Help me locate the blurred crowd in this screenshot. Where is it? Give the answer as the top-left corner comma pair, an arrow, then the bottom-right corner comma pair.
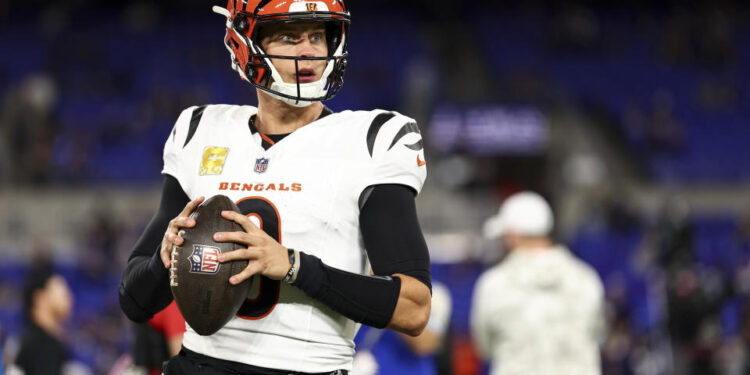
594,200 -> 750,375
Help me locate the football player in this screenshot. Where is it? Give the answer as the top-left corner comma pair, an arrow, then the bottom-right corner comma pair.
118,1 -> 432,374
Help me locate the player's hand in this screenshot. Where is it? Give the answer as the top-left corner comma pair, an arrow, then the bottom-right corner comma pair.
160,196 -> 205,268
214,210 -> 290,285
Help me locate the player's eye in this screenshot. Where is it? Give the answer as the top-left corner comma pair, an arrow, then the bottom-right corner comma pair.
279,34 -> 297,43
310,33 -> 324,43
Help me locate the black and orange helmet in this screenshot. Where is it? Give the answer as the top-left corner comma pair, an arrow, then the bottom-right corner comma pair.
213,0 -> 350,106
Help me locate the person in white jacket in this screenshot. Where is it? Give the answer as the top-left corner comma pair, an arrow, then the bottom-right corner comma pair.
471,191 -> 605,375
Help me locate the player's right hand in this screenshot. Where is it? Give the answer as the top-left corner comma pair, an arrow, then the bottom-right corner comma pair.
160,196 -> 204,268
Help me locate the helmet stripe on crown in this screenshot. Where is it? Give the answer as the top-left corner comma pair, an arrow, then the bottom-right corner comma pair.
254,0 -> 273,14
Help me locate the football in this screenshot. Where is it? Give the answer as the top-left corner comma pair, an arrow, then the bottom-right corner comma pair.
170,194 -> 251,336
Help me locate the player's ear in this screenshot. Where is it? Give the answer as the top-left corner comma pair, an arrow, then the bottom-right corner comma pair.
32,288 -> 47,310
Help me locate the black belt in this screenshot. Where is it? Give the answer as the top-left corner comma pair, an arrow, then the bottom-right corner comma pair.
178,347 -> 349,375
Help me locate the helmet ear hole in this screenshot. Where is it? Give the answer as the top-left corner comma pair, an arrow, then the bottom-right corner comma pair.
233,15 -> 249,34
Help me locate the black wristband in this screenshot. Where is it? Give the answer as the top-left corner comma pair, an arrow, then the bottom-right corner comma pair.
291,252 -> 326,296
291,251 -> 401,328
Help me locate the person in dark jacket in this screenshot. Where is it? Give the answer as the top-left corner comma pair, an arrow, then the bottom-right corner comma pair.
14,262 -> 73,375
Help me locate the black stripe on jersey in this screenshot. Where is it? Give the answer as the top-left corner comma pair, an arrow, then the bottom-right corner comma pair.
404,139 -> 424,151
366,112 -> 396,157
387,122 -> 421,151
183,105 -> 207,149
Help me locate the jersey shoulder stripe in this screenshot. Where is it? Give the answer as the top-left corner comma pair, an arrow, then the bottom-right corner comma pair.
163,104 -> 257,189
184,105 -> 207,148
362,110 -> 422,158
366,111 -> 396,157
348,110 -> 426,195
168,104 -> 257,145
167,105 -> 198,147
387,121 -> 422,151
361,110 -> 422,157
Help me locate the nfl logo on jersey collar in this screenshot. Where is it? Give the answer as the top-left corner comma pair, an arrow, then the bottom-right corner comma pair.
255,157 -> 269,174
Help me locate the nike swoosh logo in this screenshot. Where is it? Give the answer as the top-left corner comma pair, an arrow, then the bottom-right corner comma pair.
417,155 -> 426,167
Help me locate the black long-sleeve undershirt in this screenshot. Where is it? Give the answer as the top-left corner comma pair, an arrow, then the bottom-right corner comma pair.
118,174 -> 430,325
119,175 -> 190,322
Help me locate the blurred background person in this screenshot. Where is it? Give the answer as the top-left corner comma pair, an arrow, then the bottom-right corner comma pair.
353,281 -> 452,375
129,301 -> 185,375
471,191 -> 605,375
10,262 -> 74,375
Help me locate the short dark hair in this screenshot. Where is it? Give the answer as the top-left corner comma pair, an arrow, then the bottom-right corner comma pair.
22,262 -> 55,321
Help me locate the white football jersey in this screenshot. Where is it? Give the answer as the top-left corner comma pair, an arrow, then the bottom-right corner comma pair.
162,104 -> 426,372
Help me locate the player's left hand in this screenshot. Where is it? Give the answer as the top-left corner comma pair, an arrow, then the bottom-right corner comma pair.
213,210 -> 290,285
